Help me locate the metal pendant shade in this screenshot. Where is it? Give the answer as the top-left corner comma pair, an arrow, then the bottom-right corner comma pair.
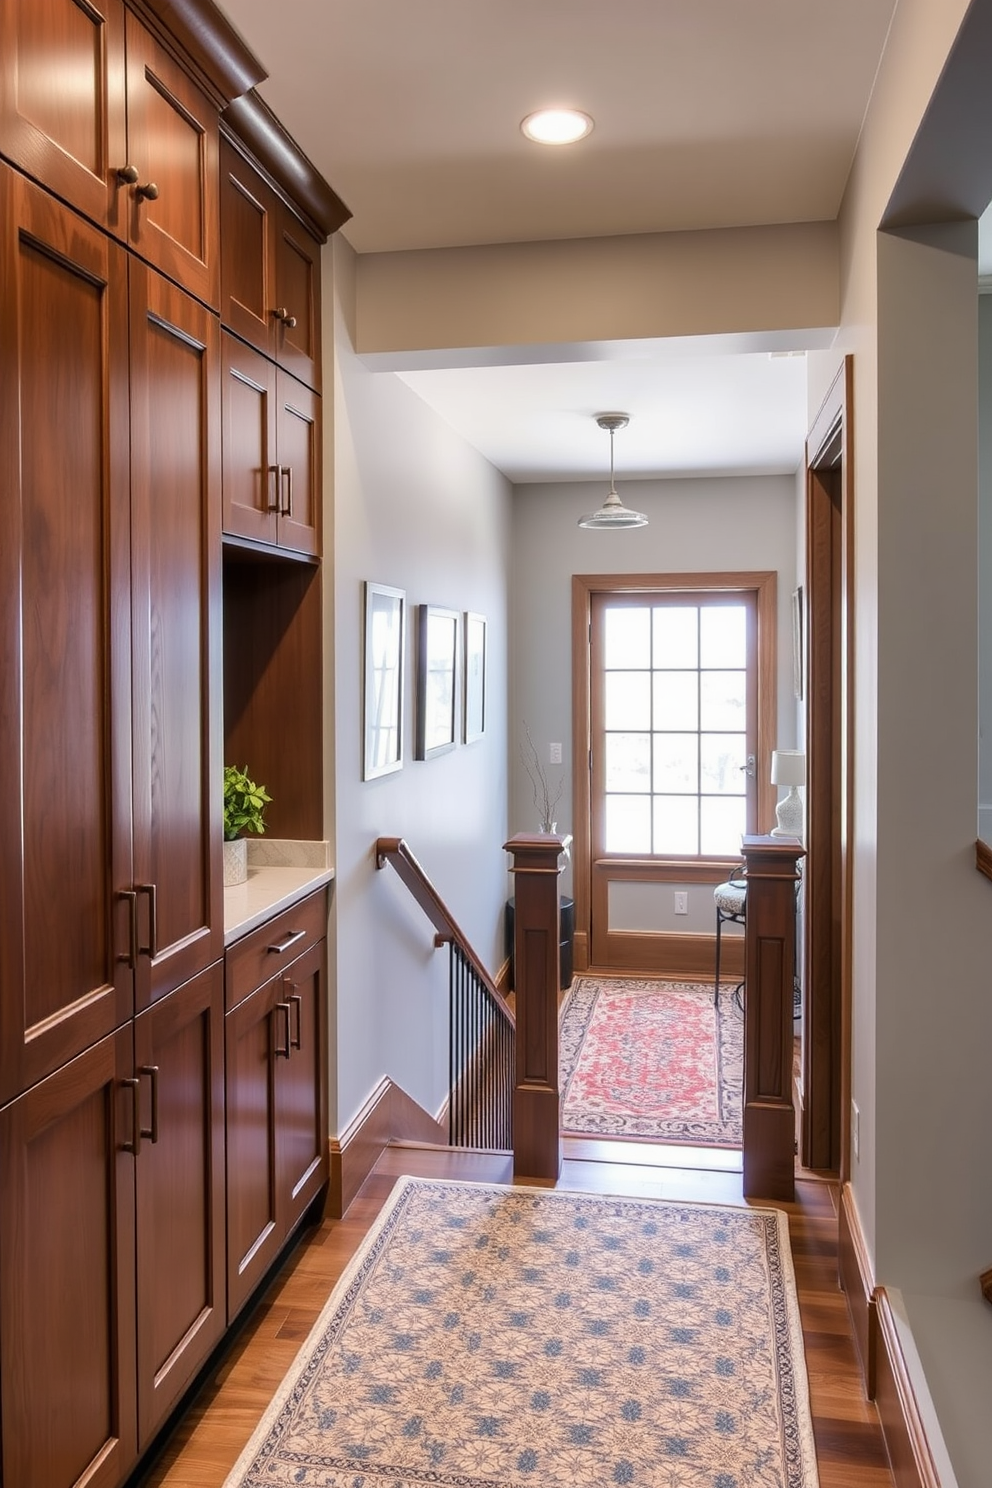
578,413 -> 648,529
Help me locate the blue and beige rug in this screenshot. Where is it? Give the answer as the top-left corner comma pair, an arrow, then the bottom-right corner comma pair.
224,1177 -> 818,1487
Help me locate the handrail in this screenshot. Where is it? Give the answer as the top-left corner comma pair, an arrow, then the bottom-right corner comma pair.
374,837 -> 514,1029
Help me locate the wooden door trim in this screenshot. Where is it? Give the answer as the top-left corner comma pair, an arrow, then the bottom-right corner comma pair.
803,356 -> 854,1176
572,570 -> 778,969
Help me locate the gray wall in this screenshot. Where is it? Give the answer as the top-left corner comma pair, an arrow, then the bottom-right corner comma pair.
328,238 -> 512,1132
510,473 -> 800,912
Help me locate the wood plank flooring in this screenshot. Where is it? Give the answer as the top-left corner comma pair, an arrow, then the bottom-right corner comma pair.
132,1142 -> 893,1488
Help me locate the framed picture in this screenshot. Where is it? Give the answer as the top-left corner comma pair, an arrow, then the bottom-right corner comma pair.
363,582 -> 406,780
415,605 -> 459,759
792,585 -> 804,701
463,612 -> 487,743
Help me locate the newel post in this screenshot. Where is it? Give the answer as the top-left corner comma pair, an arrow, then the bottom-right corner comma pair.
503,833 -> 564,1181
740,834 -> 805,1202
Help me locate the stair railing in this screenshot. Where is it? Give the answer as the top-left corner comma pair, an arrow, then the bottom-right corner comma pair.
375,837 -> 515,1150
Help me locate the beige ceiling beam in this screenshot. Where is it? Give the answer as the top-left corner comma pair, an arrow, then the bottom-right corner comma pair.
354,220 -> 838,369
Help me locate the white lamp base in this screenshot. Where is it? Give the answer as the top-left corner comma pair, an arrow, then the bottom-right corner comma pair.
771,786 -> 804,840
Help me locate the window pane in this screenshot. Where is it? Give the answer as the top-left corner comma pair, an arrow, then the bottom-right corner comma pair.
700,670 -> 745,731
653,607 -> 698,668
606,795 -> 652,853
653,796 -> 699,854
653,734 -> 698,793
653,671 -> 698,730
605,733 -> 650,792
701,795 -> 746,856
700,605 -> 746,668
606,671 -> 651,730
700,733 -> 746,794
605,607 -> 650,669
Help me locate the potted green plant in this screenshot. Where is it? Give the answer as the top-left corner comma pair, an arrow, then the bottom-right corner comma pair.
223,765 -> 272,886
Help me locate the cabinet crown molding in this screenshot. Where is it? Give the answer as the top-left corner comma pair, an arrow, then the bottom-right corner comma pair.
134,0 -> 267,103
223,91 -> 352,241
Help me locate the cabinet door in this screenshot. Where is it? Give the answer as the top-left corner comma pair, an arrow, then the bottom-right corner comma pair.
129,260 -> 224,1010
0,1027 -> 137,1488
134,961 -> 225,1447
225,973 -> 283,1319
276,371 -> 320,556
123,11 -> 219,307
276,938 -> 328,1235
0,0 -> 128,234
0,166 -> 134,1104
220,135 -> 277,358
273,198 -> 322,390
222,331 -> 279,546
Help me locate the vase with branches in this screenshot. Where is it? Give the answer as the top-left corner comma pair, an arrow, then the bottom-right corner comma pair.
520,723 -> 563,834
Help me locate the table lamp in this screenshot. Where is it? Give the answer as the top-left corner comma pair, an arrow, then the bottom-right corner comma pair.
770,750 -> 805,838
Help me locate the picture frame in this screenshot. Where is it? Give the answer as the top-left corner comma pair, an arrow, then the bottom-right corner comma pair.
792,585 -> 804,701
415,604 -> 459,759
363,582 -> 406,780
463,611 -> 487,743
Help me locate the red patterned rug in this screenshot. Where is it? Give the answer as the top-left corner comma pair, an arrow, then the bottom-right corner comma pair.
559,977 -> 743,1147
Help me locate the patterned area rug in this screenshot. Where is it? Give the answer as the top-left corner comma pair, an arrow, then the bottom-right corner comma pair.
559,978 -> 743,1147
224,1177 -> 817,1488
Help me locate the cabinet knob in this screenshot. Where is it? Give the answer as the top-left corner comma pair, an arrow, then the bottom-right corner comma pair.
135,181 -> 159,202
272,306 -> 298,329
116,164 -> 140,185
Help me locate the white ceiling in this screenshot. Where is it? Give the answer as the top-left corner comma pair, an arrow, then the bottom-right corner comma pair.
218,0 -> 899,483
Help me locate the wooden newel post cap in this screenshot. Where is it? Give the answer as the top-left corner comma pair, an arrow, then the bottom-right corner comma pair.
503,833 -> 566,874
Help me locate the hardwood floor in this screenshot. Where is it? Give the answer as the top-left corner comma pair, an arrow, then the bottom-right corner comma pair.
132,1140 -> 893,1488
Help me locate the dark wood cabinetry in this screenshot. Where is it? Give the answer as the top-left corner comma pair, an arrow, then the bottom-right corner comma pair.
0,0 -> 226,306
225,893 -> 328,1318
222,331 -> 320,556
0,7 -> 342,1485
220,135 -> 323,390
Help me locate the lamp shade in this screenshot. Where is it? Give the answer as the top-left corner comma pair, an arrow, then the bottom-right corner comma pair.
770,750 -> 805,788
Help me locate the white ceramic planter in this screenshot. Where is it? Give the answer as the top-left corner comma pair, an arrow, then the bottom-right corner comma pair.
223,838 -> 248,886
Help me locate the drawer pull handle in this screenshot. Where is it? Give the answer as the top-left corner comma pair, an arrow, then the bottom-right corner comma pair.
287,989 -> 302,1050
123,1077 -> 141,1156
119,889 -> 138,968
273,1001 -> 292,1058
280,465 -> 294,518
137,883 -> 158,959
267,928 -> 306,956
267,465 -> 283,513
139,1065 -> 160,1144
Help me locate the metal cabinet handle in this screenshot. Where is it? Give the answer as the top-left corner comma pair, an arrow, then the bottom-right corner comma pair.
267,464 -> 283,513
119,889 -> 138,968
137,883 -> 158,958
123,1077 -> 142,1156
286,989 -> 302,1050
139,1065 -> 160,1144
135,181 -> 159,201
117,164 -> 139,185
272,306 -> 298,329
273,1001 -> 292,1058
267,928 -> 306,956
280,465 -> 294,518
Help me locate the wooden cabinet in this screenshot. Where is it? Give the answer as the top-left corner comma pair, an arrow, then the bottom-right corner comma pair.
0,167 -> 223,1104
134,963 -> 226,1447
225,893 -> 328,1318
222,332 -> 320,556
220,135 -> 323,390
129,260 -> 225,1006
0,0 -> 221,306
0,964 -> 225,1488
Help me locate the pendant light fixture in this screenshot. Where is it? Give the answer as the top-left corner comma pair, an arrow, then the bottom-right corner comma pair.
578,413 -> 648,529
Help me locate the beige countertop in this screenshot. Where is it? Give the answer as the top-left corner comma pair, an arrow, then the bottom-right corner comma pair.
224,839 -> 334,945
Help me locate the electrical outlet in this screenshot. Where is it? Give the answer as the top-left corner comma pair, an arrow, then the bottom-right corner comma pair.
851,1100 -> 860,1160
549,742 -> 562,764
674,891 -> 688,915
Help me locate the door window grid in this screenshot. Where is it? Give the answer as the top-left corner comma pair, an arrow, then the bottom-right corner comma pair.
602,602 -> 749,856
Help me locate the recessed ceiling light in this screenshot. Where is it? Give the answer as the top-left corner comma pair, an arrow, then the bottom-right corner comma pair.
521,108 -> 594,145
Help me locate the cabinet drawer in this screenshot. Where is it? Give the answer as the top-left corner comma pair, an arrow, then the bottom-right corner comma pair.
225,889 -> 327,1010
